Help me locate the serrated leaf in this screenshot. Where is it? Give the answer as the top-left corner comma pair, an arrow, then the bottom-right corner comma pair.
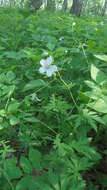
5,51 -> 26,60
29,148 -> 41,170
47,42 -> 56,51
88,98 -> 107,113
44,170 -> 59,187
34,177 -> 52,190
2,85 -> 15,96
0,109 -> 6,117
0,73 -> 5,83
10,116 -> 20,126
24,117 -> 37,123
24,80 -> 46,91
8,102 -> 20,113
70,48 -> 80,53
6,71 -> 15,82
91,64 -> 106,84
94,54 -> 107,62
20,156 -> 32,174
85,80 -> 96,89
88,118 -> 97,132
5,51 -> 18,59
102,114 -> 107,124
16,176 -> 32,190
4,158 -> 22,180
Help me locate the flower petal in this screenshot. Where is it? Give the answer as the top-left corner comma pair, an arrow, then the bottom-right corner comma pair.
46,69 -> 53,77
46,65 -> 57,77
46,56 -> 53,65
39,67 -> 46,74
51,65 -> 57,72
40,59 -> 46,66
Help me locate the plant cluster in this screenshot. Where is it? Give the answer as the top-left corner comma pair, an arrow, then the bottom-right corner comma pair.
0,9 -> 107,190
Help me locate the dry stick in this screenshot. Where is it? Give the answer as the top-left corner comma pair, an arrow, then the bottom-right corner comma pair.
57,71 -> 78,110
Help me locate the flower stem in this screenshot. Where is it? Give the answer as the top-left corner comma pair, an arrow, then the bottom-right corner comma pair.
57,71 -> 78,110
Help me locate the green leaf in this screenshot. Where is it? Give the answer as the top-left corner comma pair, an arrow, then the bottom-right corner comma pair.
102,114 -> 107,124
94,54 -> 107,62
6,71 -> 15,83
46,36 -> 57,51
8,102 -> 20,113
0,124 -> 4,130
24,80 -> 46,91
84,88 -> 101,100
0,46 -> 5,51
0,109 -> 6,117
102,177 -> 107,188
70,48 -> 80,53
16,176 -> 32,190
91,64 -> 106,84
0,122 -> 8,130
5,51 -> 26,60
45,170 -> 59,188
4,158 -> 22,180
47,42 -> 56,51
2,85 -> 15,96
34,177 -> 52,190
29,148 -> 41,170
6,51 -> 18,59
0,73 -> 5,83
104,150 -> 107,155
85,80 -> 96,89
24,116 -> 37,123
88,118 -> 97,132
10,116 -> 20,126
20,156 -> 32,174
88,98 -> 107,113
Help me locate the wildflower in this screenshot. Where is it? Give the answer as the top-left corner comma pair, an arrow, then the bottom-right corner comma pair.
72,22 -> 76,26
59,36 -> 64,41
100,21 -> 104,26
39,56 -> 57,77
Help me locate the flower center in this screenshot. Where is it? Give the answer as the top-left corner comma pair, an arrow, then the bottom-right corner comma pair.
45,64 -> 51,69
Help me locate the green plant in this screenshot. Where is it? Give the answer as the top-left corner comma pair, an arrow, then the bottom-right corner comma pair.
0,8 -> 107,190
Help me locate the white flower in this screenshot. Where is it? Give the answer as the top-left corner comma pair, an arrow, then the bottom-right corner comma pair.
72,22 -> 76,26
39,56 -> 57,77
59,36 -> 64,41
100,21 -> 104,26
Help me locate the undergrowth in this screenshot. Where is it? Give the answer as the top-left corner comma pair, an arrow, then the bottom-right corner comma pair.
0,9 -> 107,190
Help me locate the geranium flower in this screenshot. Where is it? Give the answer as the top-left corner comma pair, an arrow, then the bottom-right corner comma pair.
39,56 -> 57,77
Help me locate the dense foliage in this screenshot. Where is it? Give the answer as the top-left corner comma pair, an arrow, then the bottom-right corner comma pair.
0,8 -> 107,190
